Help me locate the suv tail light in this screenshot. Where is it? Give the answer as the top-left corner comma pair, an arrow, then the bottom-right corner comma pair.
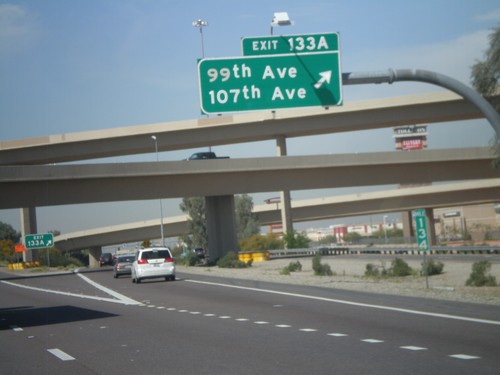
137,259 -> 148,264
165,258 -> 174,263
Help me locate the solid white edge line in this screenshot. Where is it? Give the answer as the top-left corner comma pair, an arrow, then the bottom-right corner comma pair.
47,348 -> 75,361
184,279 -> 500,326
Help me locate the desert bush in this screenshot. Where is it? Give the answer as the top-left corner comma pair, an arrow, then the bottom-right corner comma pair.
279,267 -> 291,275
389,258 -> 413,277
217,251 -> 251,268
287,261 -> 302,272
365,263 -> 381,277
421,259 -> 444,276
466,260 -> 497,287
312,254 -> 333,276
280,261 -> 302,275
182,251 -> 202,266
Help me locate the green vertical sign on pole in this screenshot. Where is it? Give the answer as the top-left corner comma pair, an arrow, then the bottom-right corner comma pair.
414,209 -> 429,251
413,209 -> 429,288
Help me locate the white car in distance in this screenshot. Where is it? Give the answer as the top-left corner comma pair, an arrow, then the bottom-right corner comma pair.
131,247 -> 176,283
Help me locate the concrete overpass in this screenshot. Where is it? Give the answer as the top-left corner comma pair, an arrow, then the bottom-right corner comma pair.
0,92 -> 488,165
0,147 -> 497,209
54,179 -> 500,253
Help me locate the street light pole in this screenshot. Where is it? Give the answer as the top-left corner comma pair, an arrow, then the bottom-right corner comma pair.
192,19 -> 208,58
151,135 -> 165,246
192,18 -> 211,152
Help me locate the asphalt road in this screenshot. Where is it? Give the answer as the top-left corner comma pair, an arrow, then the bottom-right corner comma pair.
1,267 -> 499,374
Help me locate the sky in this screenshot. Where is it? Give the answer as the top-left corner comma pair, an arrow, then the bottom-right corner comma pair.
1,0 -> 499,235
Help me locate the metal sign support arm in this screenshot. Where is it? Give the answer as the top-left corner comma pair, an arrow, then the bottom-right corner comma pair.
342,69 -> 500,137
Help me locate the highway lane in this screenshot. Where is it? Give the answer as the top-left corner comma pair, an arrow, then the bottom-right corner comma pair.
1,268 -> 499,374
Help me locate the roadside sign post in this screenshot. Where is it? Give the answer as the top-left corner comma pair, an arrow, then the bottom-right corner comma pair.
414,209 -> 429,288
25,233 -> 54,268
198,51 -> 342,114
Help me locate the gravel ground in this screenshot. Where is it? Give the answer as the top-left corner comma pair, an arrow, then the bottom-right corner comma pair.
177,255 -> 500,306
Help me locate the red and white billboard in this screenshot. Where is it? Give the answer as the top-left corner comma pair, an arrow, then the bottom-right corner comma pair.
401,137 -> 423,150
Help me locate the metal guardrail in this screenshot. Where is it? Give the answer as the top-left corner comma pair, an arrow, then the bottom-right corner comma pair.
267,246 -> 500,258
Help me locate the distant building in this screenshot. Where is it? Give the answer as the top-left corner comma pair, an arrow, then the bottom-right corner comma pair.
305,221 -> 403,243
303,203 -> 500,244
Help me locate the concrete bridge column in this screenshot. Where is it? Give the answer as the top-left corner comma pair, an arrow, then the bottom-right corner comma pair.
402,211 -> 414,243
425,207 -> 437,246
276,135 -> 293,235
20,207 -> 37,262
88,247 -> 102,268
205,195 -> 237,262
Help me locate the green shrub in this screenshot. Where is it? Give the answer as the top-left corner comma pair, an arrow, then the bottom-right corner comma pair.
183,251 -> 203,266
279,261 -> 302,275
422,259 -> 444,276
287,261 -> 302,272
37,249 -> 84,268
365,263 -> 381,277
312,254 -> 333,276
279,267 -> 291,275
389,258 -> 413,277
466,260 -> 497,287
217,251 -> 251,268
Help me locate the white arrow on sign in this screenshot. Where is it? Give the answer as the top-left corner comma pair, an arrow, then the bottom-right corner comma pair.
314,71 -> 332,89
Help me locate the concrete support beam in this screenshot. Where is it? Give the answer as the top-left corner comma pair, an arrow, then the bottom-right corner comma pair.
402,211 -> 414,241
276,135 -> 293,236
205,195 -> 237,262
425,207 -> 437,246
20,207 -> 37,262
88,247 -> 102,268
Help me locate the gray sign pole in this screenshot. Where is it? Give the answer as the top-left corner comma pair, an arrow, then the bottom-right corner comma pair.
342,69 -> 500,137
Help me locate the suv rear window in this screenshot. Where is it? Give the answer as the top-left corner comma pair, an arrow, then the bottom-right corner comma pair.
139,249 -> 172,260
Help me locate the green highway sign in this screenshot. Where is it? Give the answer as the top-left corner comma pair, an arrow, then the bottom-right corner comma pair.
241,32 -> 339,56
25,233 -> 54,249
198,51 -> 342,114
414,209 -> 429,251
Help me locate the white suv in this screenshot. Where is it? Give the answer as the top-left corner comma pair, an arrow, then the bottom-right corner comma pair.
131,247 -> 175,283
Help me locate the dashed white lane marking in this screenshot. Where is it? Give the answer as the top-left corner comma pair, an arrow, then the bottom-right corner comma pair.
139,304 -> 482,362
401,346 -> 427,351
185,279 -> 500,326
10,325 -> 23,332
47,348 -> 75,361
362,339 -> 384,343
449,354 -> 480,360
